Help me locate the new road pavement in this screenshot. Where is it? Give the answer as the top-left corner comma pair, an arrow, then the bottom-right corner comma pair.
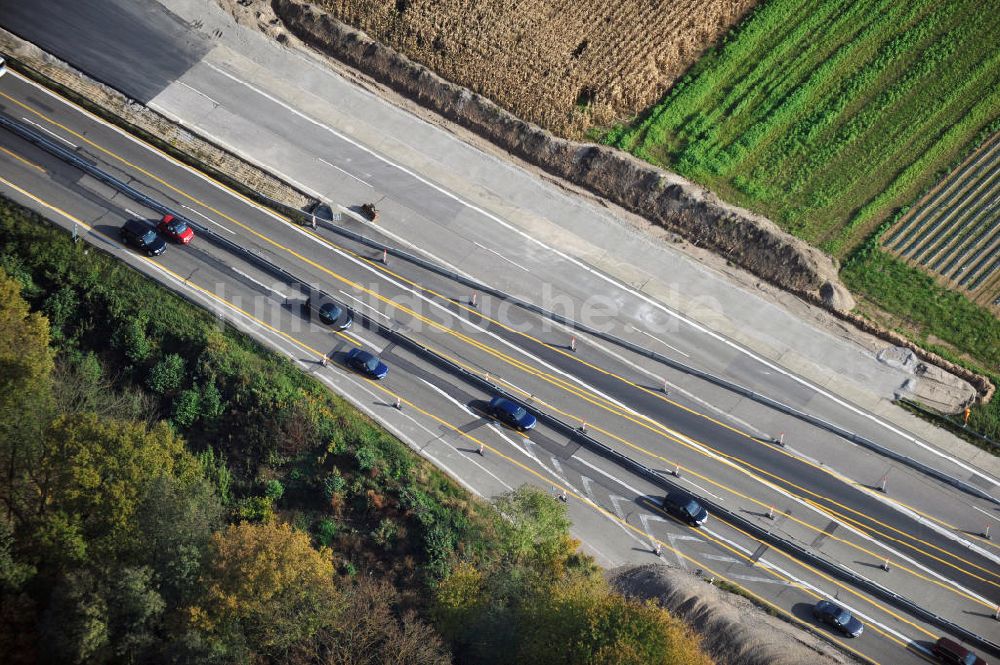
0,3 -> 1000,663
2,66 -> 999,665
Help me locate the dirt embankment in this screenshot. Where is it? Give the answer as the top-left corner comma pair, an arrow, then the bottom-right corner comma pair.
610,565 -> 858,665
272,0 -> 854,313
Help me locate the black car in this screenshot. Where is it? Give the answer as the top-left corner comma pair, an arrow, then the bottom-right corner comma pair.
487,396 -> 536,431
661,490 -> 708,527
345,347 -> 388,380
120,219 -> 166,256
306,296 -> 354,330
812,600 -> 864,638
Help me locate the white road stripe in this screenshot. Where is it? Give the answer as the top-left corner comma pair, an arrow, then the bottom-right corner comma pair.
178,81 -> 220,107
231,266 -> 289,300
341,330 -> 382,353
124,208 -> 145,218
473,240 -> 530,272
627,324 -> 690,357
181,204 -> 236,234
339,290 -> 391,320
21,116 -> 78,148
318,158 -> 373,188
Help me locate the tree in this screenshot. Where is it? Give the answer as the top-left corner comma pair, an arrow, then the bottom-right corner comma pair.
30,414 -> 200,562
312,577 -> 450,665
0,268 -> 54,525
189,522 -> 340,659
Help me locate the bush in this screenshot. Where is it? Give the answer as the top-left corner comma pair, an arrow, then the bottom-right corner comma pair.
148,355 -> 187,395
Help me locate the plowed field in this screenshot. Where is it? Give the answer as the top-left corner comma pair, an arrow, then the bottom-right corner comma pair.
317,0 -> 758,136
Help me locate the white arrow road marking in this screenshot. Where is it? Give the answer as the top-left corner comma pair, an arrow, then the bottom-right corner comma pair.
639,514 -> 689,568
609,495 -> 631,521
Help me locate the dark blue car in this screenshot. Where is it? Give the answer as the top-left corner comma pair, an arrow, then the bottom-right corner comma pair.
488,396 -> 536,431
813,600 -> 864,637
662,490 -> 709,527
345,347 -> 388,380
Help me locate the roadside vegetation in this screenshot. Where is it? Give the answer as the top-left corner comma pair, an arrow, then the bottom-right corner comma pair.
0,197 -> 713,664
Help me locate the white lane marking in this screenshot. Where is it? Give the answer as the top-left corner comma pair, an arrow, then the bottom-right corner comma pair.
677,476 -> 726,502
581,476 -> 597,503
701,553 -> 739,563
576,456 -> 652,499
972,504 -> 1000,525
124,208 -> 145,218
181,204 -> 237,234
472,240 -> 530,272
627,324 -> 690,357
338,290 -> 392,320
202,62 -> 997,488
419,377 -> 474,415
21,116 -> 78,148
318,158 -> 373,188
729,574 -> 789,586
231,266 -> 289,300
178,81 -> 220,107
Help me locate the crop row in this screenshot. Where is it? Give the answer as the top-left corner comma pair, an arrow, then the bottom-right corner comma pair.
609,0 -> 1000,256
886,132 -> 1000,296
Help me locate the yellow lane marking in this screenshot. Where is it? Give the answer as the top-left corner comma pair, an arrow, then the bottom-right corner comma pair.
0,145 -> 45,172
5,86 -> 993,603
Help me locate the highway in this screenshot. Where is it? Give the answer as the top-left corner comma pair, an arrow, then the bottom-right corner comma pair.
2,65 -> 999,664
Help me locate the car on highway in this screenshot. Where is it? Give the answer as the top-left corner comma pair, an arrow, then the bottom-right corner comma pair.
661,490 -> 708,527
120,219 -> 166,256
487,396 -> 536,431
345,347 -> 389,380
306,296 -> 354,330
812,600 -> 864,637
157,214 -> 194,244
931,637 -> 987,665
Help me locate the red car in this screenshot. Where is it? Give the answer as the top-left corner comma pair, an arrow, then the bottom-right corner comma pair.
157,214 -> 194,244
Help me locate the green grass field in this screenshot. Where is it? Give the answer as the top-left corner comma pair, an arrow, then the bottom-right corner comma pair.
607,0 -> 1000,257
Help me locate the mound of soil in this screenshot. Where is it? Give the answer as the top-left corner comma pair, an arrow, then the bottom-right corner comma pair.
610,565 -> 857,665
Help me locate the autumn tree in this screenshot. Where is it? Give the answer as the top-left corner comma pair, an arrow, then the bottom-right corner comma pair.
190,522 -> 340,660
0,267 -> 54,526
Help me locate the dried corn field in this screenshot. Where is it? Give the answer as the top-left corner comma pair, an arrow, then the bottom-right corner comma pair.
316,0 -> 758,136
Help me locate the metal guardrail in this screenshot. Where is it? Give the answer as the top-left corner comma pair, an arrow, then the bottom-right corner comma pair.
5,112 -> 998,656
305,217 -> 1000,507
